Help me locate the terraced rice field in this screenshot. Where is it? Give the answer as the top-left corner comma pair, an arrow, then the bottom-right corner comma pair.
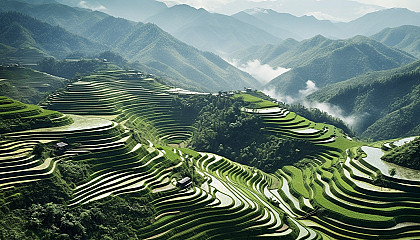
2,70 -> 420,239
43,70 -> 195,144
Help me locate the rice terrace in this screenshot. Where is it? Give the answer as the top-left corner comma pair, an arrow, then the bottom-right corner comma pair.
1,0 -> 420,239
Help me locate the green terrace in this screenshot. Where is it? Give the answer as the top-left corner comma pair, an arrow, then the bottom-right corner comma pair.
43,70 -> 197,145
1,70 -> 420,239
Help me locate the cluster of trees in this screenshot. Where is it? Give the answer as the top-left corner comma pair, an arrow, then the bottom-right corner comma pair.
188,96 -> 320,172
381,138 -> 420,170
37,57 -> 119,80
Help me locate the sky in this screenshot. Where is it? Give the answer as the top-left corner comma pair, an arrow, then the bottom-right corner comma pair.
158,0 -> 420,22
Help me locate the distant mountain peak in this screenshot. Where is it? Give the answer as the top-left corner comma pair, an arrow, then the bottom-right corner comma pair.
244,8 -> 270,15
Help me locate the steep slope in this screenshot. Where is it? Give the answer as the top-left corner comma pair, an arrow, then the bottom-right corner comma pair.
0,12 -> 104,61
265,35 -> 417,97
229,38 -> 299,65
307,60 -> 420,140
83,18 -> 260,91
0,0 -> 108,34
145,4 -> 281,54
371,25 -> 420,58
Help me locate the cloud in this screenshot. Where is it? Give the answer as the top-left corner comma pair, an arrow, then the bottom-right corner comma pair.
299,80 -> 318,97
262,80 -> 366,130
78,1 -> 107,11
228,59 -> 291,84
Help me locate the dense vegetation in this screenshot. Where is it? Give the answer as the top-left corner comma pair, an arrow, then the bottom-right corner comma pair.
0,12 -> 104,62
189,96 -> 320,172
265,35 -> 416,97
381,138 -> 420,170
371,25 -> 420,58
37,58 -> 120,80
308,60 -> 420,140
0,163 -> 156,240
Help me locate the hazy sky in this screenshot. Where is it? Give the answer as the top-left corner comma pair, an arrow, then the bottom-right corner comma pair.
158,0 -> 420,22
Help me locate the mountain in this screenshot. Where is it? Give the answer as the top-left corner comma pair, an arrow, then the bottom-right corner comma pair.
0,1 -> 260,92
52,0 -> 168,22
0,0 -> 109,34
230,10 -> 298,40
259,35 -> 417,97
0,12 -> 104,61
233,8 -> 420,40
232,8 -> 343,40
307,60 -> 420,140
371,25 -> 420,58
340,8 -> 420,38
80,16 -> 260,91
145,4 -> 281,54
229,38 -> 299,66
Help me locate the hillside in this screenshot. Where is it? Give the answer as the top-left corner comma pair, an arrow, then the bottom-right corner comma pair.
229,38 -> 299,65
0,66 -> 69,104
145,4 -> 281,54
0,12 -> 104,63
0,0 -> 109,35
263,35 -> 416,97
2,69 -> 420,239
0,96 -> 72,133
307,60 -> 420,140
371,25 -> 420,58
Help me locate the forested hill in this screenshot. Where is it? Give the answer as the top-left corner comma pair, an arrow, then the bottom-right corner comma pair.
371,25 -> 420,58
264,35 -> 416,97
0,12 -> 104,63
307,60 -> 420,140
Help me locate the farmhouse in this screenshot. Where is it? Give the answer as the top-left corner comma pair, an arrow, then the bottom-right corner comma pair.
177,177 -> 192,189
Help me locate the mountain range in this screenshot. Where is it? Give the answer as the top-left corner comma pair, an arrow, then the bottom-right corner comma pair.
372,25 -> 420,58
231,35 -> 417,96
0,1 -> 260,92
307,60 -> 420,140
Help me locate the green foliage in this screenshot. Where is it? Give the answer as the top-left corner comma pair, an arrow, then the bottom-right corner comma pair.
37,58 -> 120,80
189,96 -> 321,172
381,138 -> 420,170
0,12 -> 104,62
309,60 -> 420,140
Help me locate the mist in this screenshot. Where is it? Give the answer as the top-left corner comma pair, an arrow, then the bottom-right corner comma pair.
263,80 -> 366,130
228,59 -> 291,85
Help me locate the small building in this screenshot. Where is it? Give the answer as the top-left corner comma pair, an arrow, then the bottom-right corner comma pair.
177,177 -> 192,189
54,142 -> 69,151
